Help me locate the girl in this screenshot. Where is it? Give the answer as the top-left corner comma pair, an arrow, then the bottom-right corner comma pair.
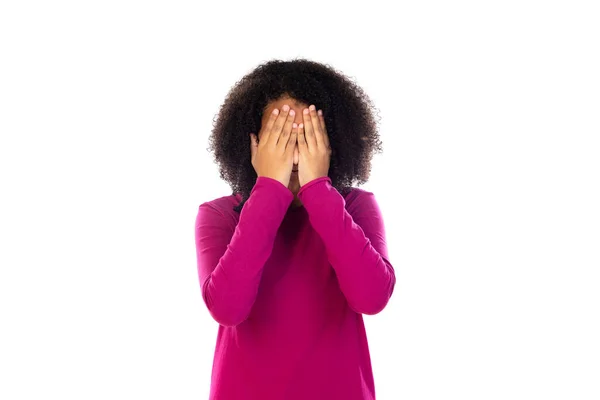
195,58 -> 396,399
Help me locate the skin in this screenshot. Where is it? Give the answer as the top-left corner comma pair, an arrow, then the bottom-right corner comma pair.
260,95 -> 332,208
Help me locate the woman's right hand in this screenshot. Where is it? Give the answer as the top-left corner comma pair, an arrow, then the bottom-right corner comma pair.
249,105 -> 297,188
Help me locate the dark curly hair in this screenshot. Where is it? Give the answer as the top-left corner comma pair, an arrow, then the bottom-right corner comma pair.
207,58 -> 383,213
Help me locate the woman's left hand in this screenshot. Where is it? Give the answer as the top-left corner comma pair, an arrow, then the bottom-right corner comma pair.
297,105 -> 331,187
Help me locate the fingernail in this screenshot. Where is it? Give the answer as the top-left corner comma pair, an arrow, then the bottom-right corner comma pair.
318,110 -> 322,116
293,123 -> 297,128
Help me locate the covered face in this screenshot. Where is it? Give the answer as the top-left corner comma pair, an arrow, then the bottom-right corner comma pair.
260,96 -> 310,196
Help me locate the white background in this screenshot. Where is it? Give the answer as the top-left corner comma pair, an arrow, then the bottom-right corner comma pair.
1,1 -> 599,399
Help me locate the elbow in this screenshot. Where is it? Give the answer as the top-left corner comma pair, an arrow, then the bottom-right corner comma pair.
348,273 -> 396,316
349,295 -> 392,316
204,296 -> 252,327
202,280 -> 252,327
208,307 -> 250,327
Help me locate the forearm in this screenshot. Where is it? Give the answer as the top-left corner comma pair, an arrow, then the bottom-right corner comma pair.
197,177 -> 294,326
298,177 -> 395,314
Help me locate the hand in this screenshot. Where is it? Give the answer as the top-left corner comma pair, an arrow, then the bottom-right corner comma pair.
297,105 -> 331,187
249,105 -> 298,188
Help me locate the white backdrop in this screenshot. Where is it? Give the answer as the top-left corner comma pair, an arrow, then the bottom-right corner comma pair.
1,1 -> 599,399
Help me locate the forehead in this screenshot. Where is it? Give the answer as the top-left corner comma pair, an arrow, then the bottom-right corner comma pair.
264,96 -> 308,110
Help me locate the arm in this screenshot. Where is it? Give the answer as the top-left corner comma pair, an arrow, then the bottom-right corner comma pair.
297,177 -> 396,315
195,177 -> 294,326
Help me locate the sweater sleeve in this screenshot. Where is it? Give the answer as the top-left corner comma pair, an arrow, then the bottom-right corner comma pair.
297,176 -> 396,315
195,176 -> 294,326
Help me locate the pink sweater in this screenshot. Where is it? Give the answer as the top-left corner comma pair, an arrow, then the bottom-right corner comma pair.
195,176 -> 396,399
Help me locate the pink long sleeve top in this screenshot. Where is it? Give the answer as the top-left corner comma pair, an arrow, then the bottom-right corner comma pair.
194,176 -> 396,400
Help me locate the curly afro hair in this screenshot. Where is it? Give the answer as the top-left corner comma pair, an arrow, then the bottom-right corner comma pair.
207,58 -> 383,213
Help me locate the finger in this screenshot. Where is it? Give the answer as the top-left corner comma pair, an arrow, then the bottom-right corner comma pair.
288,123 -> 298,146
317,109 -> 330,149
269,105 -> 291,147
286,124 -> 298,156
261,108 -> 280,145
309,105 -> 325,149
297,123 -> 307,151
277,108 -> 295,148
302,108 -> 317,151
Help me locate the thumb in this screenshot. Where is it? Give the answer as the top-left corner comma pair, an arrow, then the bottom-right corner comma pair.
249,133 -> 257,160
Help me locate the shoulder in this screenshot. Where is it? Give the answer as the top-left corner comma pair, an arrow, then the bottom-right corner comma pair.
342,185 -> 372,198
342,185 -> 374,204
339,185 -> 380,216
197,193 -> 242,228
200,192 -> 241,212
